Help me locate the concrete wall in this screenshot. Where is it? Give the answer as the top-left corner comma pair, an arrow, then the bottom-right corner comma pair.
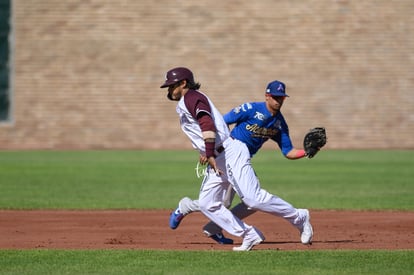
1,0 -> 413,150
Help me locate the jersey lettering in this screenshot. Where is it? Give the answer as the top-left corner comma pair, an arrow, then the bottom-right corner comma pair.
245,123 -> 279,138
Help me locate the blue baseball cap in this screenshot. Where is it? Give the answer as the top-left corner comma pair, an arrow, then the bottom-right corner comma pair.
265,80 -> 289,97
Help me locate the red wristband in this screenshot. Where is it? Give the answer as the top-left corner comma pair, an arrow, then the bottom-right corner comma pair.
205,141 -> 215,158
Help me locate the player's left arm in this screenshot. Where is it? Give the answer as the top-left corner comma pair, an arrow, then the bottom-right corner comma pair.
278,138 -> 306,160
274,118 -> 306,160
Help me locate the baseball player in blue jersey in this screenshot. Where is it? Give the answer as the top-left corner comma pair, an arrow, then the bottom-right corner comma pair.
169,80 -> 314,247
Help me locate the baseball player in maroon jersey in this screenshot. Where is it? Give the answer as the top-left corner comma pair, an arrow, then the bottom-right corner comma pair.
161,67 -> 264,251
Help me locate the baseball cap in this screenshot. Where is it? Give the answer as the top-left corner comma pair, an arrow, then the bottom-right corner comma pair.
265,80 -> 289,97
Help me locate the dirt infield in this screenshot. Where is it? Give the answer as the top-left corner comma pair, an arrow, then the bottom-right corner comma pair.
1,210 -> 413,251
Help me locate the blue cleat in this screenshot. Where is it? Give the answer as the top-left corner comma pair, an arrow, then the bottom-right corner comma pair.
169,208 -> 184,229
209,233 -> 234,245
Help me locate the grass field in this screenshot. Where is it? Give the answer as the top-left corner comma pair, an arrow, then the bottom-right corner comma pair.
1,250 -> 412,275
0,149 -> 413,274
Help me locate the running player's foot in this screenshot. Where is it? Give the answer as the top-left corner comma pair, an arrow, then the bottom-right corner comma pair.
169,208 -> 184,229
203,230 -> 234,244
233,227 -> 264,251
298,209 -> 313,244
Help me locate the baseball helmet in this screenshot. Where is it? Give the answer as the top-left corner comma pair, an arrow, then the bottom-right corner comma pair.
160,67 -> 194,88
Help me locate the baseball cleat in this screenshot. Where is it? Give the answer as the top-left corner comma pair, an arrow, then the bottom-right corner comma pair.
233,227 -> 265,251
299,209 -> 313,244
169,208 -> 184,230
209,233 -> 234,245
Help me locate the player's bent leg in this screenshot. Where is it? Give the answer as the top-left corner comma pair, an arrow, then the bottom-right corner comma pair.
236,178 -> 313,244
198,189 -> 265,250
202,202 -> 255,245
197,153 -> 264,251
242,194 -> 313,244
169,197 -> 200,230
198,181 -> 247,239
179,197 -> 200,214
198,199 -> 245,238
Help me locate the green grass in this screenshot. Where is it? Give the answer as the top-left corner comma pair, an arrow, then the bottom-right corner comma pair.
252,150 -> 414,210
0,250 -> 413,275
0,150 -> 412,210
0,150 -> 196,209
0,150 -> 413,275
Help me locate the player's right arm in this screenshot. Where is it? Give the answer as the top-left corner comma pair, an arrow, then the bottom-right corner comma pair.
223,103 -> 252,125
198,113 -> 222,175
183,90 -> 222,174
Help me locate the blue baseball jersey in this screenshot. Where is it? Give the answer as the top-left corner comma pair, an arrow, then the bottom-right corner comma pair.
223,102 -> 293,157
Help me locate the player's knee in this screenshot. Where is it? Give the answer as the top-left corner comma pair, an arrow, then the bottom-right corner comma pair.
242,195 -> 268,210
199,199 -> 222,213
243,190 -> 273,209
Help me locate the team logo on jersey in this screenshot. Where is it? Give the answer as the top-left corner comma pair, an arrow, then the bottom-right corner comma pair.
254,112 -> 265,120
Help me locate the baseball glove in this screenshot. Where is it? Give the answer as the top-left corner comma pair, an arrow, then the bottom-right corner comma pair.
303,127 -> 327,158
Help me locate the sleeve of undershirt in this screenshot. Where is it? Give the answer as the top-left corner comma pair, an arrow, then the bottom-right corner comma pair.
184,91 -> 217,157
